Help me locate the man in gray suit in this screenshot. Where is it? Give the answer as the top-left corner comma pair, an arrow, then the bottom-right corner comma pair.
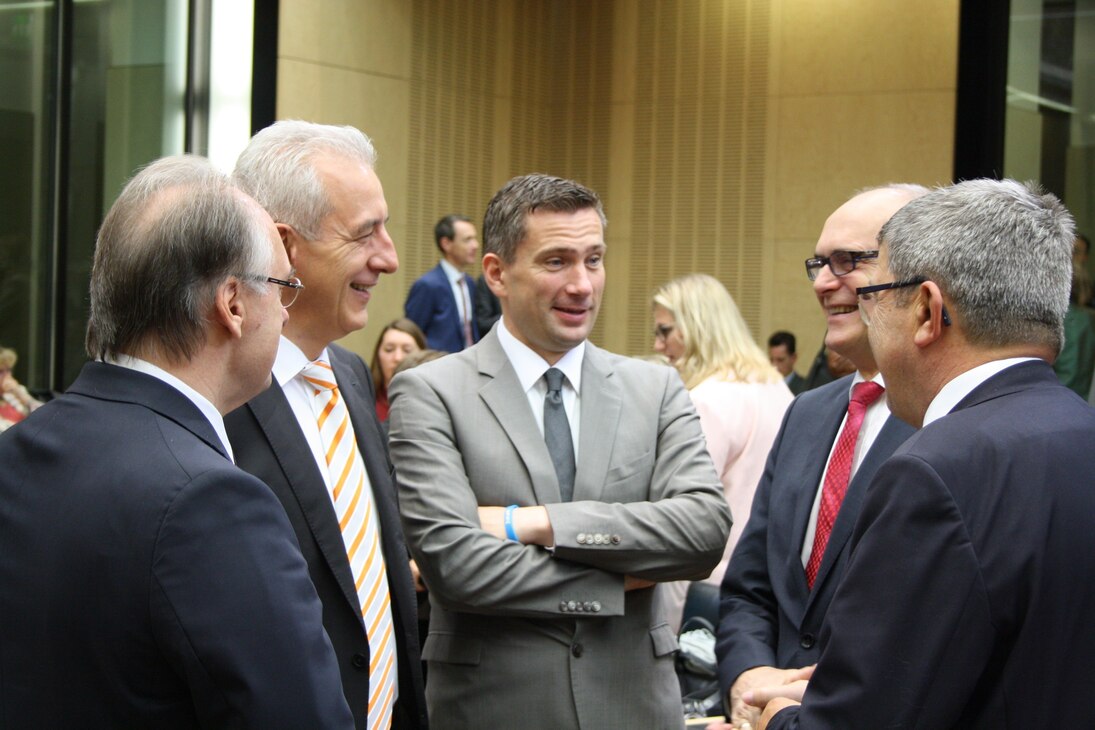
389,173 -> 732,729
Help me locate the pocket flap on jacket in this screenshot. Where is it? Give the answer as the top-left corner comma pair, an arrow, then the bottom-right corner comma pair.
650,622 -> 679,657
422,633 -> 483,665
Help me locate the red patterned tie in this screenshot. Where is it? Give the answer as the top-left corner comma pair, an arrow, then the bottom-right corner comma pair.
804,381 -> 885,589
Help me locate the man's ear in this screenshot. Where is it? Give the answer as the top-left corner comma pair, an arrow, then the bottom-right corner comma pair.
277,223 -> 300,268
912,281 -> 947,348
213,277 -> 247,340
482,253 -> 506,298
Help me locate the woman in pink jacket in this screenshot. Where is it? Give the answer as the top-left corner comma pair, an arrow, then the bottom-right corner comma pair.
653,274 -> 793,630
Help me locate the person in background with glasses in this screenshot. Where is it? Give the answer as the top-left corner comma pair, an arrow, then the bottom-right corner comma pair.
755,179 -> 1095,730
709,185 -> 925,730
651,274 -> 793,634
0,156 -> 355,727
226,121 -> 428,730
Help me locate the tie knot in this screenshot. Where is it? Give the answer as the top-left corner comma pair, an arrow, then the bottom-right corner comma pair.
544,367 -> 566,394
850,380 -> 884,408
301,359 -> 338,392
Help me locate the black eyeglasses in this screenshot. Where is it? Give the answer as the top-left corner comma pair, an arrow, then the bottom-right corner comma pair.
805,250 -> 879,281
856,278 -> 951,326
265,276 -> 305,308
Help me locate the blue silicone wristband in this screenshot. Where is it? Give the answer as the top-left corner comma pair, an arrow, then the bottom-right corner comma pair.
504,504 -> 519,542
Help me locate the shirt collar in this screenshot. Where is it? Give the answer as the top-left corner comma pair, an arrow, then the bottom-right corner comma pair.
496,317 -> 585,394
439,258 -> 463,283
273,336 -> 330,386
922,357 -> 1039,427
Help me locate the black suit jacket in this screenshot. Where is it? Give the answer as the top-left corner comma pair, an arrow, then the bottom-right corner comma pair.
770,361 -> 1095,728
716,375 -> 914,698
225,344 -> 427,730
0,363 -> 353,728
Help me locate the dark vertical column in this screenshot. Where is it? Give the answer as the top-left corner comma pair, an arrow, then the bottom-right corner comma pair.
953,0 -> 1011,181
1037,0 -> 1076,198
49,0 -> 72,391
251,0 -> 279,134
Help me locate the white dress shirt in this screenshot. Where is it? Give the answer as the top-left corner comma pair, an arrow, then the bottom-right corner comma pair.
922,357 -> 1038,427
495,317 -> 583,462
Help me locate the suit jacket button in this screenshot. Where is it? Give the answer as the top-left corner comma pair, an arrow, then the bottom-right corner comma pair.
571,642 -> 584,658
559,601 -> 569,612
591,601 -> 601,612
577,533 -> 587,544
352,653 -> 368,670
610,534 -> 621,544
567,601 -> 577,611
800,633 -> 815,649
592,534 -> 602,544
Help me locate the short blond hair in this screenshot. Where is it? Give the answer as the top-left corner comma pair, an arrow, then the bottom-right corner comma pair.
653,274 -> 780,390
0,347 -> 16,370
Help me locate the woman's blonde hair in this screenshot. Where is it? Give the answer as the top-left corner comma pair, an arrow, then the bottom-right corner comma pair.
653,273 -> 780,389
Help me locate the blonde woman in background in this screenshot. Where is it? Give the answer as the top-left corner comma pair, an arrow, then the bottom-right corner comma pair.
653,274 -> 793,630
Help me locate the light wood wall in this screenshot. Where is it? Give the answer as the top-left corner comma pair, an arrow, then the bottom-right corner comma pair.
276,0 -> 958,370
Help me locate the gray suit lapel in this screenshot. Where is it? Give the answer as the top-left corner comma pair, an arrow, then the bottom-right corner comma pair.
576,344 -> 619,503
476,333 -> 562,505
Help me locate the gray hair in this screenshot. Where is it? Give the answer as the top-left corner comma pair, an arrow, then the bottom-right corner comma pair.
232,120 -> 377,240
482,174 -> 606,263
880,178 -> 1074,353
86,155 -> 273,362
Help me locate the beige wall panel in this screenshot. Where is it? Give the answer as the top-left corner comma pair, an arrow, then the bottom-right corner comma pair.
273,0 -> 960,366
279,0 -> 412,78
770,91 -> 956,243
778,0 -> 959,96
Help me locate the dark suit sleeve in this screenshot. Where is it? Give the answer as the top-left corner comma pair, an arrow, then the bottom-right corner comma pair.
150,467 -> 355,729
715,403 -> 790,696
404,276 -> 435,335
767,454 -> 993,729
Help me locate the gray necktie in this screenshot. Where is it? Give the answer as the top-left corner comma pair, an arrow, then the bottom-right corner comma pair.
543,367 -> 576,502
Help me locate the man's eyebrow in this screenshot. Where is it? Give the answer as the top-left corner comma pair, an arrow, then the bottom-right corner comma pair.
351,216 -> 389,238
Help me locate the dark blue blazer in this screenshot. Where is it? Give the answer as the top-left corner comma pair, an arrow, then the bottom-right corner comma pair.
0,363 -> 352,728
404,263 -> 478,352
225,344 -> 427,730
770,361 -> 1095,728
716,374 -> 914,698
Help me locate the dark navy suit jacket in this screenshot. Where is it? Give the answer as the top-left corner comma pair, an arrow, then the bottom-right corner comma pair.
0,363 -> 352,728
770,361 -> 1095,728
404,263 -> 478,352
225,344 -> 427,730
716,374 -> 914,698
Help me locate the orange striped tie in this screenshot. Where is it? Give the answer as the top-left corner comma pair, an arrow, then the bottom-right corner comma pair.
301,359 -> 396,729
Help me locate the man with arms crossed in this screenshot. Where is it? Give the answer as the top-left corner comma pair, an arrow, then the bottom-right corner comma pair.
226,121 -> 427,729
0,156 -> 353,727
759,179 -> 1095,728
712,186 -> 923,729
389,174 -> 732,729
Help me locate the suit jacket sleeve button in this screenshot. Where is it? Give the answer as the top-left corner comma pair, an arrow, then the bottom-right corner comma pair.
800,633 -> 815,649
559,601 -> 569,612
577,533 -> 587,544
611,534 -> 621,544
591,601 -> 601,612
352,653 -> 368,669
567,601 -> 577,611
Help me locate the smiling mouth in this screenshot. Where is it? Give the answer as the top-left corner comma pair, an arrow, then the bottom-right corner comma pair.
827,305 -> 858,316
350,283 -> 371,293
